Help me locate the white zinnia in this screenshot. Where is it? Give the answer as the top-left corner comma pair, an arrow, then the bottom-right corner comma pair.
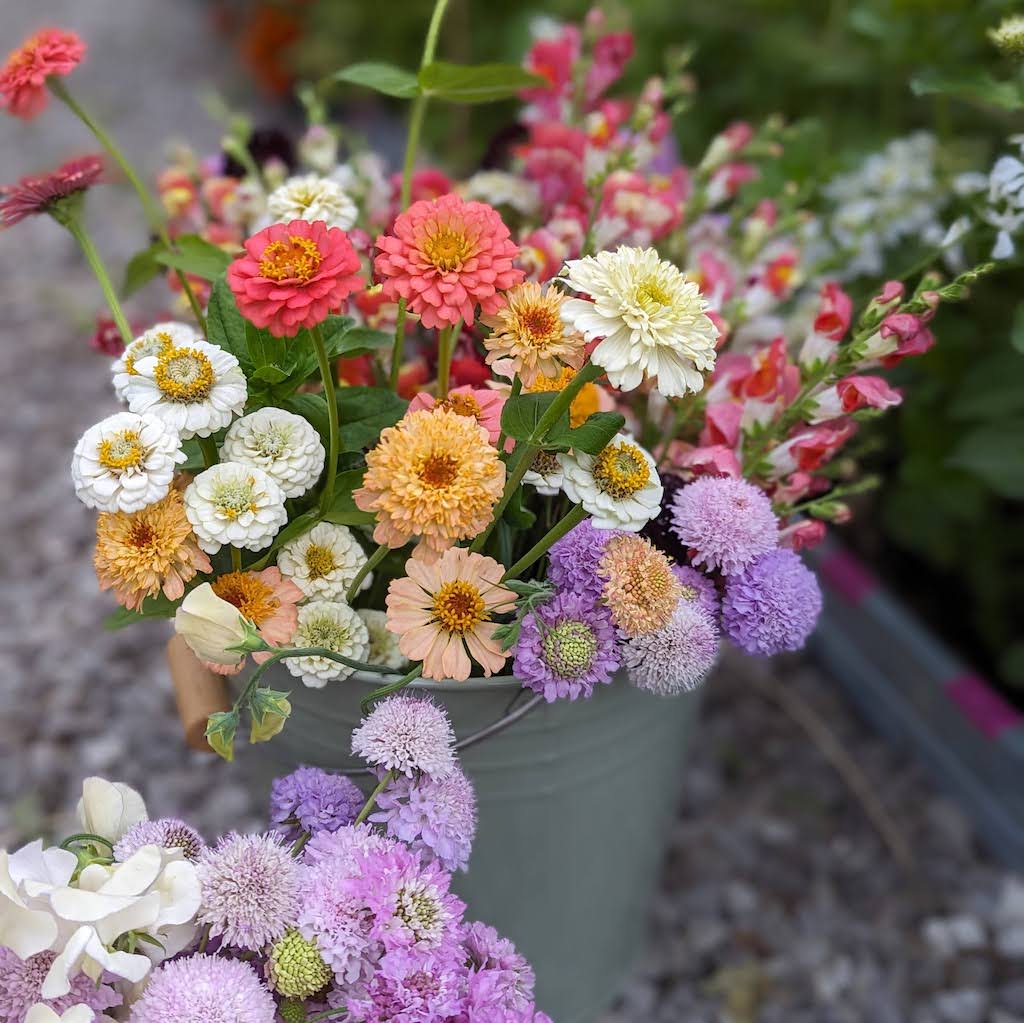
285,600 -> 370,688
460,170 -> 540,215
183,462 -> 287,554
71,412 -> 184,514
558,432 -> 663,531
358,608 -> 407,671
561,246 -> 719,397
174,583 -> 253,665
221,408 -> 326,498
112,321 -> 198,401
276,521 -> 372,600
267,173 -> 358,230
124,338 -> 247,440
523,450 -> 564,496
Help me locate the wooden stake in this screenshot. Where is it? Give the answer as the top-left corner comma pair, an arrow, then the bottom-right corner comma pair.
166,634 -> 232,753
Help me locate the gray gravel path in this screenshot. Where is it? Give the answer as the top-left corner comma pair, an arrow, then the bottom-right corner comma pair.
0,2 -> 1021,1021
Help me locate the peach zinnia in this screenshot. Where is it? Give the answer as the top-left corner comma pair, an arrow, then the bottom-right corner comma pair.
385,547 -> 516,681
374,193 -> 524,330
227,218 -> 364,338
598,533 -> 682,637
0,28 -> 85,120
354,407 -> 505,557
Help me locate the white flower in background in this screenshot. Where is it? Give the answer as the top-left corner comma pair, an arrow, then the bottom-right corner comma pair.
285,600 -> 370,688
112,322 -> 198,401
561,246 -> 719,397
174,583 -> 256,666
25,1006 -> 94,1023
276,521 -> 371,600
183,463 -> 287,554
229,178 -> 268,228
358,608 -> 407,671
460,170 -> 540,216
0,843 -> 70,957
298,124 -> 340,174
523,449 -> 564,496
77,778 -> 148,845
331,152 -> 390,227
558,433 -> 663,530
267,173 -> 358,230
221,408 -> 326,499
71,412 -> 184,513
124,339 -> 247,440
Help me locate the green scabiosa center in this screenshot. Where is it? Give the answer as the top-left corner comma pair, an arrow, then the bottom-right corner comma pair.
679,584 -> 698,602
396,884 -> 442,943
542,620 -> 598,679
268,929 -> 332,999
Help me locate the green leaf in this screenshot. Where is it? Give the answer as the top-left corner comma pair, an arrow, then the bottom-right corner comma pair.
547,411 -> 625,455
1011,303 -> 1024,355
502,486 -> 536,529
206,277 -> 251,368
330,62 -> 420,99
949,351 -> 1024,421
103,592 -> 181,630
418,61 -> 546,104
336,386 -> 408,451
324,324 -> 394,360
324,468 -> 375,526
245,321 -> 278,371
205,711 -> 239,762
154,234 -> 234,281
500,393 -> 560,443
122,241 -> 166,297
910,70 -> 1024,112
251,364 -> 291,385
948,420 -> 1024,498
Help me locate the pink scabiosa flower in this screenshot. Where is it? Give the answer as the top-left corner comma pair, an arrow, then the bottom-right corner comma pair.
352,695 -> 457,779
0,948 -> 122,1023
373,193 -> 523,329
0,154 -> 103,226
0,28 -> 85,120
407,386 -> 505,447
461,921 -> 537,1019
227,219 -> 364,338
623,600 -> 720,696
344,946 -> 466,1023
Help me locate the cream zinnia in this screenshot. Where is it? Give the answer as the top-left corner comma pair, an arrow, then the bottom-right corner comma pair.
276,521 -> 372,601
266,174 -> 358,231
221,408 -> 326,498
183,462 -> 288,554
285,601 -> 370,688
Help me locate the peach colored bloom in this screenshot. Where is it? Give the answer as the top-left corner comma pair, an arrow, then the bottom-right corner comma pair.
385,548 -> 516,681
0,28 -> 85,120
598,533 -> 682,637
227,219 -> 364,338
354,408 -> 505,557
374,193 -> 523,330
524,365 -> 609,428
407,386 -> 505,446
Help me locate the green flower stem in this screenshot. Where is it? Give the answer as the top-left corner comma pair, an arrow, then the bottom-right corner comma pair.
197,436 -> 219,469
502,503 -> 586,582
495,377 -> 521,454
310,324 -> 340,516
49,78 -> 207,333
360,664 -> 424,717
230,547 -> 242,572
435,321 -> 461,398
345,543 -> 390,604
389,300 -> 409,391
353,769 -> 395,826
290,831 -> 311,858
305,1008 -> 349,1023
62,217 -> 133,344
59,833 -> 114,852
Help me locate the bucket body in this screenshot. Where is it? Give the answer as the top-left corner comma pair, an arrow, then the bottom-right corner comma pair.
248,671 -> 700,1023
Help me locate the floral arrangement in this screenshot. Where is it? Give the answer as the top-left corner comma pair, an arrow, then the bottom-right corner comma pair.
0,708 -> 552,1023
1,8 -> 991,762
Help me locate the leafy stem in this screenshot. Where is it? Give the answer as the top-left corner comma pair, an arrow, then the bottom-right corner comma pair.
310,324 -> 340,516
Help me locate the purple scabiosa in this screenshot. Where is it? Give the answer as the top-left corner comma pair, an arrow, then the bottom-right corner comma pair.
721,548 -> 822,655
197,832 -> 300,951
623,600 -> 720,695
351,696 -> 456,780
344,946 -> 466,1023
302,822 -> 394,866
670,476 -> 778,575
371,766 -> 478,873
547,517 -> 623,601
513,590 -> 620,702
128,953 -> 275,1023
113,818 -> 206,862
270,766 -> 364,842
672,564 -> 721,621
461,921 -> 537,1019
0,948 -> 122,1023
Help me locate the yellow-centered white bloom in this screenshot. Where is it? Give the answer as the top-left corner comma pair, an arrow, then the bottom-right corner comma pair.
124,338 -> 247,440
267,173 -> 358,230
184,462 -> 287,554
112,321 -> 199,401
358,608 -> 407,671
221,408 -> 326,499
523,449 -> 564,496
276,521 -> 372,600
557,432 -> 663,531
459,170 -> 540,216
174,582 -> 255,665
285,600 -> 370,688
561,246 -> 718,397
71,412 -> 184,513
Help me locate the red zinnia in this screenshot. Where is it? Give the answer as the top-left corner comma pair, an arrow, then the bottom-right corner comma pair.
0,154 -> 104,226
0,28 -> 86,120
227,219 -> 364,338
374,193 -> 523,330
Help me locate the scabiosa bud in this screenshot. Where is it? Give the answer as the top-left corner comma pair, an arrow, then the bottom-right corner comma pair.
267,929 -> 333,999
672,564 -> 720,620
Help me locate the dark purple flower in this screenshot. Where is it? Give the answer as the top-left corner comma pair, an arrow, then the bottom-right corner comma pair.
270,766 -> 364,842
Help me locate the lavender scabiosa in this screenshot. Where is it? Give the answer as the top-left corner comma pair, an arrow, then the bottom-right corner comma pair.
270,766 -> 364,842
513,590 -> 620,702
371,765 -> 478,872
623,600 -> 720,695
351,696 -> 456,780
670,475 -> 778,575
197,832 -> 300,950
114,818 -> 206,862
721,548 -> 822,655
672,563 -> 721,620
461,921 -> 537,1018
0,948 -> 122,1023
128,954 -> 275,1023
344,947 -> 466,1023
547,517 -> 623,601
302,822 -> 394,866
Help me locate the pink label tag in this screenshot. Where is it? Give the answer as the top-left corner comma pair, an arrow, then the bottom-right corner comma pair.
946,673 -> 1023,739
817,549 -> 877,607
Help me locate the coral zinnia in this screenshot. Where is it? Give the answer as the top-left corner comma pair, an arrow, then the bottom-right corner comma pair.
227,219 -> 364,338
374,193 -> 524,329
0,155 -> 103,226
598,533 -> 682,637
0,28 -> 85,120
354,408 -> 505,557
93,488 -> 211,611
384,548 -> 516,681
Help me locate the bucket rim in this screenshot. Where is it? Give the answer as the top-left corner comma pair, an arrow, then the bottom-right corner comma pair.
347,670 -> 522,693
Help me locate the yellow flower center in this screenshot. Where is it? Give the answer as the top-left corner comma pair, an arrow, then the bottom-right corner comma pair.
437,393 -> 482,421
128,521 -> 156,549
517,305 -> 562,347
304,543 -> 337,580
97,430 -> 146,472
432,580 -> 486,635
154,347 -> 214,403
636,277 -> 672,308
418,452 -> 460,488
124,331 -> 175,377
210,475 -> 258,519
259,236 -> 323,282
592,442 -> 651,500
422,228 -> 473,272
212,570 -> 279,627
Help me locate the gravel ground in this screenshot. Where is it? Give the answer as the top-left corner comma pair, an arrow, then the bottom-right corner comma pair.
0,2 -> 1021,1021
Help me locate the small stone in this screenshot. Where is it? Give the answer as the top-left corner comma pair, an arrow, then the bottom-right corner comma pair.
931,989 -> 987,1023
921,915 -> 987,959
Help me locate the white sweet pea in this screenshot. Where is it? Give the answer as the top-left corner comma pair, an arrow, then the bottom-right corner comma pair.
77,779 -> 148,844
174,583 -> 260,665
25,1005 -> 95,1023
0,844 -> 68,957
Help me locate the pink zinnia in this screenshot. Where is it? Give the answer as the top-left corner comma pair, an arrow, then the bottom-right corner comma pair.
407,386 -> 505,446
374,193 -> 523,330
0,28 -> 85,120
0,154 -> 103,226
227,219 -> 364,338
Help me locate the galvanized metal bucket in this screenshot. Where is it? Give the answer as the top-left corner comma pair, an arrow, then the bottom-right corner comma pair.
247,671 -> 701,1023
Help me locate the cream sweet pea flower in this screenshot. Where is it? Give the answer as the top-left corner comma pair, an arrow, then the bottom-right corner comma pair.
77,778 -> 148,845
174,583 -> 259,665
25,1005 -> 95,1023
0,843 -> 68,957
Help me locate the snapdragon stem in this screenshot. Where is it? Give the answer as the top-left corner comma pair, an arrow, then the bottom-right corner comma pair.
502,504 -> 586,582
63,218 -> 133,344
354,769 -> 395,826
345,543 -> 390,604
310,324 -> 340,515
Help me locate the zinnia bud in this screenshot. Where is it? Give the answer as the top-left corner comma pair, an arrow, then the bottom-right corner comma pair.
174,583 -> 263,665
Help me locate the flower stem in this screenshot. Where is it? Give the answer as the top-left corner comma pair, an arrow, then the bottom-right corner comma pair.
310,324 -> 340,515
63,217 -> 133,344
290,831 -> 311,858
360,664 -> 424,717
495,377 -> 521,454
197,436 -> 219,469
230,547 -> 242,572
345,543 -> 390,604
435,322 -> 458,398
353,769 -> 395,826
502,503 -> 586,582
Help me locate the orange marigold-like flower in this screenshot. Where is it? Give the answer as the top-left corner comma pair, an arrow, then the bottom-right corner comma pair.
354,408 -> 505,557
385,547 -> 516,681
525,365 -> 602,428
598,533 -> 682,637
0,28 -> 85,120
93,488 -> 211,611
